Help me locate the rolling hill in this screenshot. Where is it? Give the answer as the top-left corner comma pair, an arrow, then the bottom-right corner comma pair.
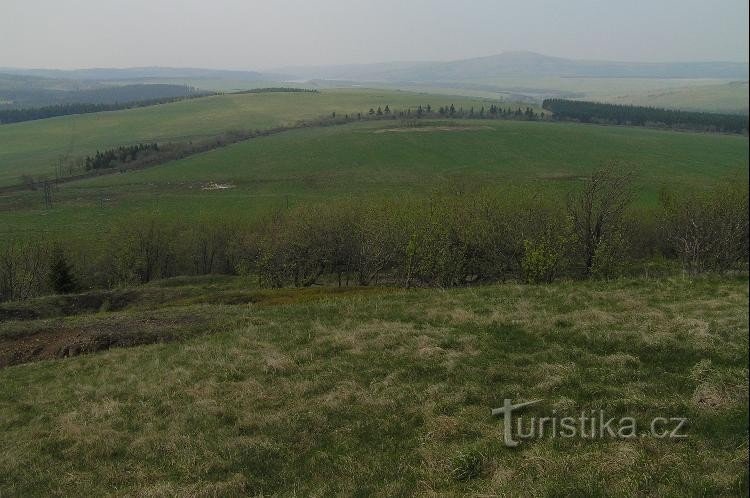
0,89 -> 503,186
0,77 -> 207,109
0,66 -> 273,82
278,51 -> 749,82
599,81 -> 750,114
1,118 -> 746,244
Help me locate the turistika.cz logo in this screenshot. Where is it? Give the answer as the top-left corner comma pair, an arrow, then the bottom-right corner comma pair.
491,399 -> 688,447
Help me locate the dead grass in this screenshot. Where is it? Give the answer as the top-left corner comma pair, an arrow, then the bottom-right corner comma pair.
0,275 -> 747,496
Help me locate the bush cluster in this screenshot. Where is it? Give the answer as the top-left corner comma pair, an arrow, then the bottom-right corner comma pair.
1,172 -> 747,302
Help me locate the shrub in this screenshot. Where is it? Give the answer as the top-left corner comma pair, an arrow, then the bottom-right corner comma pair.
660,182 -> 749,274
522,237 -> 563,284
0,241 -> 51,302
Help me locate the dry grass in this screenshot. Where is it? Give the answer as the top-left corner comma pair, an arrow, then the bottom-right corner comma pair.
0,275 -> 747,495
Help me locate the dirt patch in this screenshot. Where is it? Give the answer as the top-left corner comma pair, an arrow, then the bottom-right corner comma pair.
0,313 -> 208,368
374,126 -> 491,134
202,182 -> 235,191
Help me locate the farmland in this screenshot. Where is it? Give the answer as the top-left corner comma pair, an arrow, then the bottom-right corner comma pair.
0,88 -> 505,187
600,81 -> 749,115
0,116 -> 746,244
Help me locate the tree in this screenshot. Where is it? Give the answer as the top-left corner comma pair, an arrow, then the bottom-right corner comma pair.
567,166 -> 633,276
48,248 -> 77,294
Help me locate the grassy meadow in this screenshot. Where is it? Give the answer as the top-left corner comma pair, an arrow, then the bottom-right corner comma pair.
601,81 -> 749,115
0,88 -> 504,187
0,275 -> 747,495
1,118 -> 747,245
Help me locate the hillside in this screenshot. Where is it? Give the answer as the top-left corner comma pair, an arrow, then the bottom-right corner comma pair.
1,119 -> 746,244
0,275 -> 747,495
599,81 -> 750,115
0,89 -> 503,186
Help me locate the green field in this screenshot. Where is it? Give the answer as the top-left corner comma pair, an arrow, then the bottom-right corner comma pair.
1,275 -> 747,495
600,81 -> 749,115
1,118 -> 747,244
0,89 -> 504,187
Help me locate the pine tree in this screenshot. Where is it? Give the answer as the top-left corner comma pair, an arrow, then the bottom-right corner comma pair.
48,248 -> 77,294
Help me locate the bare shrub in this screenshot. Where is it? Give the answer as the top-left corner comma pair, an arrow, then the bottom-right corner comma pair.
660,182 -> 749,274
568,165 -> 634,276
0,241 -> 51,302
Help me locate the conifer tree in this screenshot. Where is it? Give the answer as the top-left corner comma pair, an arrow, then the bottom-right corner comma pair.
48,248 -> 77,294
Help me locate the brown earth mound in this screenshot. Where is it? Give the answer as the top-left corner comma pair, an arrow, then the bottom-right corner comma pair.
0,313 -> 207,368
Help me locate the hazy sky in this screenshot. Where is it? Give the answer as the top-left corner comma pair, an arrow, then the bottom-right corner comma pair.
2,0 -> 748,69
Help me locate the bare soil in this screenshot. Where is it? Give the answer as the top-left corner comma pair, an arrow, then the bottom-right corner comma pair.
0,314 -> 206,368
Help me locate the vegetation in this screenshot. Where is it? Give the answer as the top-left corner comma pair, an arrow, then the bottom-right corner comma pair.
0,81 -> 208,111
0,89 -> 505,186
47,248 -> 77,294
7,104 -> 549,188
1,173 -> 746,302
599,81 -> 749,115
84,143 -> 159,171
0,118 -> 746,253
543,98 -> 749,133
0,275 -> 747,495
0,91 -> 210,124
0,74 -> 747,497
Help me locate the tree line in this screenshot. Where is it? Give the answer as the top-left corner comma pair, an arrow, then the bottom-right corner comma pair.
542,99 -> 749,134
0,91 -> 211,125
0,87 -> 320,125
84,144 -> 160,171
363,104 -> 542,120
2,170 -> 747,302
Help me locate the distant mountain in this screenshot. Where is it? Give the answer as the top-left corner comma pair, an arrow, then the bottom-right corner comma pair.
277,51 -> 750,82
0,72 -> 103,92
0,66 -> 270,82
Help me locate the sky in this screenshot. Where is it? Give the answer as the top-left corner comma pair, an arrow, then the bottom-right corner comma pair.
2,0 -> 748,70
